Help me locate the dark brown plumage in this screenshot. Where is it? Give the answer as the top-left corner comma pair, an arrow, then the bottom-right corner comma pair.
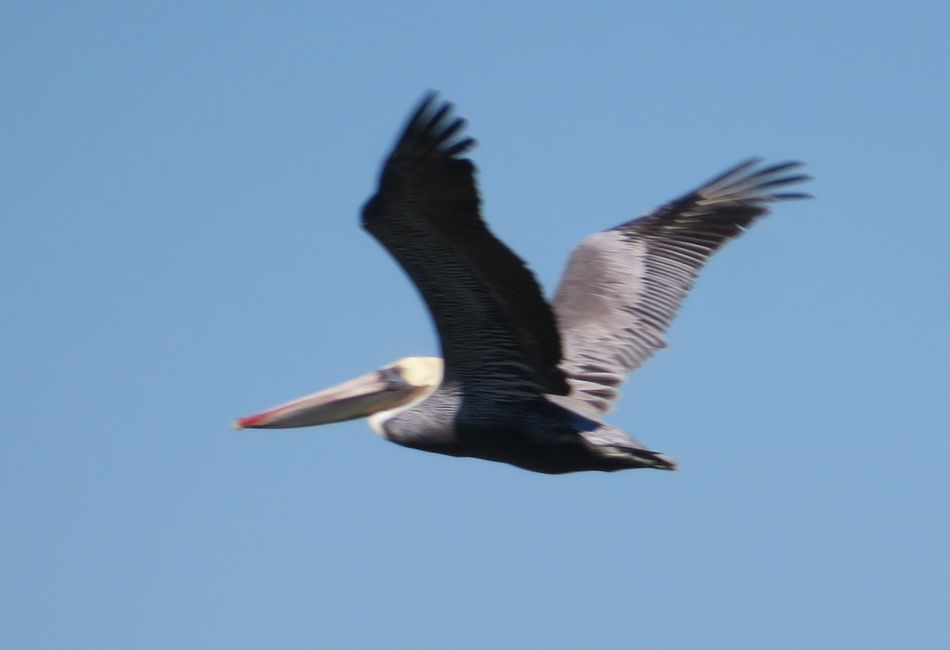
362,93 -> 570,397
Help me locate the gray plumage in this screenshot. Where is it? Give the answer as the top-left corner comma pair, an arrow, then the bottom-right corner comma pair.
553,158 -> 809,415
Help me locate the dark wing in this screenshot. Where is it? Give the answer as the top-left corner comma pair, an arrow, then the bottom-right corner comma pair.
362,93 -> 569,398
552,158 -> 810,413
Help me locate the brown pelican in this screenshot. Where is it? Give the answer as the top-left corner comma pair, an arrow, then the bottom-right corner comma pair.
235,93 -> 810,474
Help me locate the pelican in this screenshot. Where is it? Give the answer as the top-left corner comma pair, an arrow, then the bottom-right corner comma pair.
235,93 -> 810,474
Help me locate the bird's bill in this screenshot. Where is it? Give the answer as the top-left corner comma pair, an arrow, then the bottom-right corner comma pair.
233,368 -> 417,430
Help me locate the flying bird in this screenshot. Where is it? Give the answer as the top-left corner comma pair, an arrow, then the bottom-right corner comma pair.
235,93 -> 810,474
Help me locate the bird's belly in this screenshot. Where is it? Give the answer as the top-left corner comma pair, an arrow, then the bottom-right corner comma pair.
400,421 -> 611,474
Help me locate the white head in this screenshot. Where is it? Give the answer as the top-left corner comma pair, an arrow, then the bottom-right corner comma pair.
366,357 -> 442,436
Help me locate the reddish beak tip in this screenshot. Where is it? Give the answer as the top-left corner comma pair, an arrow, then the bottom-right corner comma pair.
233,414 -> 264,429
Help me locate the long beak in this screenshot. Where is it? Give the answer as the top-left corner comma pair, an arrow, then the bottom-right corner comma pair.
233,368 -> 418,429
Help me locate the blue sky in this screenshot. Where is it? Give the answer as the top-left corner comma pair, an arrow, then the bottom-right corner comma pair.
3,1 -> 948,648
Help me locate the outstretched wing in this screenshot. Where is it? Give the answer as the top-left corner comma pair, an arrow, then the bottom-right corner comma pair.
552,159 -> 810,413
362,93 -> 570,399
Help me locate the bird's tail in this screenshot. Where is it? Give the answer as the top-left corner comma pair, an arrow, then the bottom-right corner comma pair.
631,447 -> 678,470
602,443 -> 677,470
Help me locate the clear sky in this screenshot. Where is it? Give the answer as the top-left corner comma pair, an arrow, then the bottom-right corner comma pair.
3,1 -> 948,648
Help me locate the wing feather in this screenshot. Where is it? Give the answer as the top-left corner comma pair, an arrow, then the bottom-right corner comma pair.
552,158 -> 810,413
362,94 -> 569,397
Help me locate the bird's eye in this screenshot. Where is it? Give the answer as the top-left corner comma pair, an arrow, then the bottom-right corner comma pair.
378,366 -> 405,389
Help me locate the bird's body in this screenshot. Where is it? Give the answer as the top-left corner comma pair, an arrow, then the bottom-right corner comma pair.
235,93 -> 810,474
377,385 -> 672,474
